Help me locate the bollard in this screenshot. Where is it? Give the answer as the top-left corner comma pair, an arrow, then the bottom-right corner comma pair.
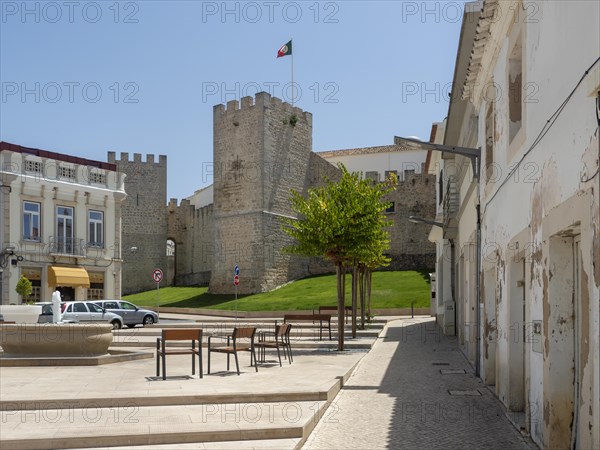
411,301 -> 415,318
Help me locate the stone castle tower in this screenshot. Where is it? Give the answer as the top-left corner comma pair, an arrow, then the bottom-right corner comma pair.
209,92 -> 335,294
108,152 -> 167,295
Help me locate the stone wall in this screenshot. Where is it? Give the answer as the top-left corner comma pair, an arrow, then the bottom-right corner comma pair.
385,171 -> 436,270
108,152 -> 167,295
167,198 -> 213,286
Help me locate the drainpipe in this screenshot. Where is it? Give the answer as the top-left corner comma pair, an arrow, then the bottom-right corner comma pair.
449,238 -> 457,336
476,202 -> 481,377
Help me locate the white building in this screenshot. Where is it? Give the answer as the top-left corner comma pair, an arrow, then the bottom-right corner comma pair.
317,140 -> 428,183
424,1 -> 600,448
0,142 -> 127,304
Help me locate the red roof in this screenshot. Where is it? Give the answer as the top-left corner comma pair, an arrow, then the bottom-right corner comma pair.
0,141 -> 117,171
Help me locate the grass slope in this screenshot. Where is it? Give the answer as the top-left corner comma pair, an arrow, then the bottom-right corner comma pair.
124,270 -> 431,311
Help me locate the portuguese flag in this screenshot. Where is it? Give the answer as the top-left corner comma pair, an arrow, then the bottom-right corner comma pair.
277,40 -> 292,58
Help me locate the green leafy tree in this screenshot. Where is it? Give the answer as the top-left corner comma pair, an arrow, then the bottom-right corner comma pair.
15,275 -> 33,303
283,164 -> 396,350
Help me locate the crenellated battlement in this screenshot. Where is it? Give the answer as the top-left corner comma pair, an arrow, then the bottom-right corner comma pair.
213,92 -> 312,125
107,151 -> 166,166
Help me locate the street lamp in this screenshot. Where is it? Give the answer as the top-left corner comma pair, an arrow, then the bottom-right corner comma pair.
408,216 -> 444,228
398,135 -> 482,378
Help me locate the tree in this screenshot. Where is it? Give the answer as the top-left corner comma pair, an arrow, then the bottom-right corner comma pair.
15,275 -> 33,303
283,164 -> 396,350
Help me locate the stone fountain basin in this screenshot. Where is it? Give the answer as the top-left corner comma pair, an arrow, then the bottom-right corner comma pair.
0,323 -> 113,357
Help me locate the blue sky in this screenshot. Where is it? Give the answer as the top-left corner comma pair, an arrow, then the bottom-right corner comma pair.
1,1 -> 465,199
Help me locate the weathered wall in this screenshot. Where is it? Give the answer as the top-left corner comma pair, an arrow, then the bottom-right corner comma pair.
108,152 -> 167,295
464,1 -> 600,448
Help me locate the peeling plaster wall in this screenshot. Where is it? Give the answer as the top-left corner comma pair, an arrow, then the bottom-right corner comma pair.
465,1 -> 600,448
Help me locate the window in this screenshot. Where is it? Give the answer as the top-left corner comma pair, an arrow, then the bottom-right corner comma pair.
385,202 -> 396,214
88,210 -> 104,248
24,160 -> 43,174
87,303 -> 104,313
73,303 -> 87,313
103,301 -> 119,309
384,170 -> 397,181
22,268 -> 42,302
438,169 -> 444,206
87,272 -> 104,299
119,302 -> 137,311
87,289 -> 104,300
56,206 -> 74,254
485,99 -> 496,181
508,33 -> 522,143
365,171 -> 379,182
23,201 -> 41,241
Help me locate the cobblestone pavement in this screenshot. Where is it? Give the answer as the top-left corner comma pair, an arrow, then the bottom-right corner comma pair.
303,318 -> 538,450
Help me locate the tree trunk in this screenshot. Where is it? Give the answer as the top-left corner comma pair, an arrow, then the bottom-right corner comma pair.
366,269 -> 373,322
336,263 -> 345,351
351,265 -> 358,338
359,266 -> 366,329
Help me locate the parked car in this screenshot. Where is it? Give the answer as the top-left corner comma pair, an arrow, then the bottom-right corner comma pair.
93,300 -> 158,328
36,302 -> 58,323
37,301 -> 124,329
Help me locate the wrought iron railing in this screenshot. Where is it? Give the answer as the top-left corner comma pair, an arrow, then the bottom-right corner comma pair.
48,237 -> 86,256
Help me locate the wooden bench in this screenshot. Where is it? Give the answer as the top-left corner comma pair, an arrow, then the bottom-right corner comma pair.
283,314 -> 332,341
318,306 -> 353,324
156,328 -> 203,380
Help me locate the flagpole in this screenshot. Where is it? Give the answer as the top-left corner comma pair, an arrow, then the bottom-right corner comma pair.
291,38 -> 294,107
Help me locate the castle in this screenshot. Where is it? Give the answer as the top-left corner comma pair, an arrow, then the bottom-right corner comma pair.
112,93 -> 436,295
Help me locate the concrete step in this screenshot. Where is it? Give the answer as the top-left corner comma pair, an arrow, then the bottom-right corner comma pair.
113,328 -> 382,338
109,338 -> 375,350
79,437 -> 300,449
151,318 -> 387,326
0,401 -> 327,450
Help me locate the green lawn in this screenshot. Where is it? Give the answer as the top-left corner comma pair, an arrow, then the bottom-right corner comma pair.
124,270 -> 431,311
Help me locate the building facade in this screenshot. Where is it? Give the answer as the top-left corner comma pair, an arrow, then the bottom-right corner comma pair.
0,142 -> 127,304
429,1 -> 600,448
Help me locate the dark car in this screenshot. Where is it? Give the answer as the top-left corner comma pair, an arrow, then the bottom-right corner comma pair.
93,300 -> 158,328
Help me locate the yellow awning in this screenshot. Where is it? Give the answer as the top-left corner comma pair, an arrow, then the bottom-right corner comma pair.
48,266 -> 90,288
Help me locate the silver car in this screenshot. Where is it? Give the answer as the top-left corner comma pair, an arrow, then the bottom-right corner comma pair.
93,300 -> 158,328
62,301 -> 124,329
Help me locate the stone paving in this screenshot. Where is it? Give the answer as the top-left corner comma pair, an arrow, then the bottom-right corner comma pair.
0,315 -> 540,449
304,317 -> 538,450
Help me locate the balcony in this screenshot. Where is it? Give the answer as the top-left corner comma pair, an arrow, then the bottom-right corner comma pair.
48,237 -> 87,257
443,176 -> 459,239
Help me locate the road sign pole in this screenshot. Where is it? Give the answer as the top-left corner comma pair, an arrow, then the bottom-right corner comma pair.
152,269 -> 163,323
233,266 -> 240,322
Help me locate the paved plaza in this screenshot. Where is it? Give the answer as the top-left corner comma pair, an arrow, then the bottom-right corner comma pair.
304,319 -> 538,450
0,317 -> 538,449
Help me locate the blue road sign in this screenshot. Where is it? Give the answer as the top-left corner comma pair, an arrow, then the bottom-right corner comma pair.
234,265 -> 240,276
